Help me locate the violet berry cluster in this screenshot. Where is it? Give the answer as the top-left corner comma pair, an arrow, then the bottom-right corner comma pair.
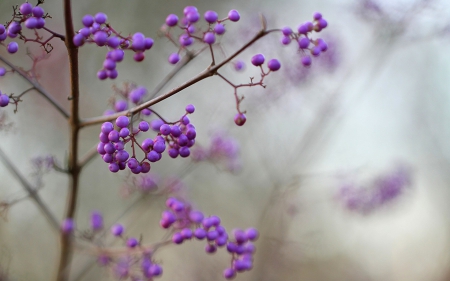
0,2 -> 48,54
97,104 -> 197,174
161,197 -> 259,279
73,12 -> 154,79
230,53 -> 282,126
163,6 -> 240,64
102,84 -> 152,117
280,12 -> 329,66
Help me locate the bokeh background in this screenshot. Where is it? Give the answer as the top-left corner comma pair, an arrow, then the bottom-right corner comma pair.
1,0 -> 450,280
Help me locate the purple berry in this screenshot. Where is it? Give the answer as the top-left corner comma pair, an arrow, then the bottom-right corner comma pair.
183,6 -> 198,15
179,34 -> 193,46
82,14 -> 94,27
131,32 -> 145,51
313,12 -> 322,20
150,119 -> 164,131
20,3 -> 33,15
111,224 -> 124,236
311,46 -> 321,57
116,116 -> 129,128
114,100 -> 127,112
281,26 -> 292,36
148,264 -> 162,277
141,138 -> 154,151
119,128 -> 130,138
171,125 -> 182,137
205,244 -> 217,253
133,52 -> 145,62
281,36 -> 291,45
223,268 -> 236,279
317,18 -> 328,29
251,54 -> 265,66
298,37 -> 310,49
185,104 -> 195,113
32,6 -> 44,18
168,148 -> 179,158
109,163 -> 119,173
111,49 -> 124,62
214,23 -> 226,35
228,10 -> 240,22
115,150 -> 129,162
166,14 -> 178,26
126,237 -> 138,248
172,232 -> 184,244
25,17 -> 38,29
94,12 -> 107,24
179,147 -> 190,158
0,94 -> 11,106
7,42 -> 18,54
0,67 -> 5,76
203,32 -> 215,44
93,31 -> 108,46
194,228 -> 207,239
73,33 -> 85,47
107,36 -> 120,48
186,12 -> 200,23
301,55 -> 312,66
168,53 -> 180,64
204,10 -> 218,23
141,162 -> 151,173
245,227 -> 259,241
103,59 -> 116,70
159,124 -> 171,135
189,210 -> 204,223
101,122 -> 114,134
139,121 -> 150,132
147,151 -> 161,162
35,18 -> 45,29
234,113 -> 246,126
267,59 -> 281,71
0,25 -> 5,35
144,37 -> 154,49
90,211 -> 103,230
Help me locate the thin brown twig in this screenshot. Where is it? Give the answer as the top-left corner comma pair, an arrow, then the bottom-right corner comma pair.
79,27 -> 279,128
0,146 -> 59,230
0,54 -> 69,118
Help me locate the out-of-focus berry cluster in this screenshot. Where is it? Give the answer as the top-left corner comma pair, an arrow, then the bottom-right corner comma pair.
280,12 -> 328,66
162,6 -> 241,64
98,104 -> 197,174
192,131 -> 241,172
73,12 -> 154,79
1,2 -> 49,54
160,197 -> 259,279
336,165 -> 412,214
60,196 -> 259,280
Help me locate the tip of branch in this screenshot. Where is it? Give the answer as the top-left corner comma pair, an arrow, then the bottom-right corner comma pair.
259,14 -> 267,31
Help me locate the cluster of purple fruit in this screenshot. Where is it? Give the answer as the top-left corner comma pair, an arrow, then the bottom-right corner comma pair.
103,85 -> 152,117
73,12 -> 154,80
0,2 -> 48,54
163,6 -> 240,64
97,104 -> 197,174
160,197 -> 259,279
280,12 -> 329,66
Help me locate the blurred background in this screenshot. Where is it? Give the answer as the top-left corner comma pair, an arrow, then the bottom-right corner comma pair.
1,0 -> 450,280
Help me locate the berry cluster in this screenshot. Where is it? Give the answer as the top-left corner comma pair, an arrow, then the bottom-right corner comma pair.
162,6 -> 241,64
280,12 -> 329,66
160,197 -> 259,279
0,2 -> 49,53
102,84 -> 152,117
73,13 -> 154,79
97,104 -> 197,174
192,131 -> 241,172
